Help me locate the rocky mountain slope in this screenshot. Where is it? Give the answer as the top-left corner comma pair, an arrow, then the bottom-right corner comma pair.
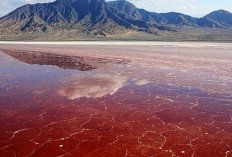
108,0 -> 229,28
0,0 -> 231,40
0,0 -> 168,37
205,10 -> 232,26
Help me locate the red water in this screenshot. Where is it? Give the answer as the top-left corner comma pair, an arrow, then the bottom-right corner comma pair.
0,48 -> 231,157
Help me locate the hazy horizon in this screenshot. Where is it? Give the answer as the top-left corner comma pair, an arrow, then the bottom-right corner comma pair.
0,0 -> 232,18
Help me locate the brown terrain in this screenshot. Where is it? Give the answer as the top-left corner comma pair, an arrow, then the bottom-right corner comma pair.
1,0 -> 232,41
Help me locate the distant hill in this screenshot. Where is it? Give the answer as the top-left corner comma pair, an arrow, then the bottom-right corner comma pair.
108,0 -> 167,24
108,0 -> 228,28
0,0 -> 232,40
205,10 -> 232,25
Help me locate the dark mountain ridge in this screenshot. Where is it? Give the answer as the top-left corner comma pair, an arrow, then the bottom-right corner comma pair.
205,10 -> 232,25
0,0 -> 232,40
0,0 -> 168,36
108,0 -> 230,28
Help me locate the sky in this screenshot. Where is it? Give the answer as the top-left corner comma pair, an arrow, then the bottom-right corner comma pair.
0,0 -> 232,18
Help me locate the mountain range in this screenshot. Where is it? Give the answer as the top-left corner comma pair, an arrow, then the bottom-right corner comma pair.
108,1 -> 231,28
0,0 -> 232,40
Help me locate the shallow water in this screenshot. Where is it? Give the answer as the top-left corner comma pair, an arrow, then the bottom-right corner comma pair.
0,47 -> 231,157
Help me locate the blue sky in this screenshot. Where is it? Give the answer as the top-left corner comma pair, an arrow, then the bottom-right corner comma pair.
0,0 -> 232,17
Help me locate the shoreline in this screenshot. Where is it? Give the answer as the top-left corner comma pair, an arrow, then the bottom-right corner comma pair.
0,41 -> 232,48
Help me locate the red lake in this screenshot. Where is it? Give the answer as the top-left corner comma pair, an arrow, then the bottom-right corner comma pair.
0,42 -> 231,157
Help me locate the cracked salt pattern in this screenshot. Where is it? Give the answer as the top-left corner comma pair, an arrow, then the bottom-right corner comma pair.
0,44 -> 232,157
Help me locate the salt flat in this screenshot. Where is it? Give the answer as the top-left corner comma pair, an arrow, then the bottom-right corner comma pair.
0,41 -> 232,61
0,41 -> 232,47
